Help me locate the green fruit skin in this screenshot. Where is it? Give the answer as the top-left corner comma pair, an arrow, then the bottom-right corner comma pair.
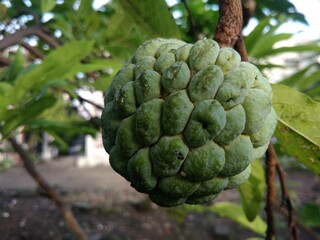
215,104 -> 246,145
189,39 -> 220,71
162,90 -> 194,135
243,89 -> 272,134
150,135 -> 189,177
175,43 -> 193,62
134,70 -> 162,105
185,194 -> 218,205
154,52 -> 176,73
219,135 -> 253,177
109,145 -> 130,181
101,101 -> 122,153
215,67 -> 251,110
127,148 -> 157,193
149,190 -> 187,207
105,63 -> 135,103
184,99 -> 226,147
158,175 -> 200,198
191,177 -> 229,196
101,38 -> 276,207
115,114 -> 140,158
250,107 -> 277,148
188,65 -> 224,102
134,56 -> 156,78
225,164 -> 252,189
162,61 -> 191,94
215,48 -> 241,73
114,81 -> 137,117
135,98 -> 163,145
182,141 -> 225,181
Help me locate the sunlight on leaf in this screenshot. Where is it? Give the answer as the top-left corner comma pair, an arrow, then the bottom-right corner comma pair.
238,160 -> 265,221
272,84 -> 320,175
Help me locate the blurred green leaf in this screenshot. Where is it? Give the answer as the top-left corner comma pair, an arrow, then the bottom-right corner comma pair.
272,84 -> 320,175
298,203 -> 320,227
238,160 -> 266,221
6,41 -> 94,107
186,202 -> 267,236
0,82 -> 12,96
118,0 -> 181,38
264,44 -> 320,57
1,95 -> 57,137
41,0 -> 56,12
0,49 -> 24,83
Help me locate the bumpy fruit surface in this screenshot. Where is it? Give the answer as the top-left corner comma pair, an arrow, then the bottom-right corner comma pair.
101,38 -> 277,207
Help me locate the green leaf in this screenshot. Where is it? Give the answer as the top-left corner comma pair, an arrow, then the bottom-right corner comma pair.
117,0 -> 181,38
2,49 -> 25,83
41,0 -> 56,12
186,202 -> 267,236
91,75 -> 113,91
7,41 -> 94,106
238,160 -> 266,221
280,63 -> 317,87
209,202 -> 266,236
272,84 -> 320,175
298,203 -> 320,227
71,59 -> 112,74
263,44 -> 320,57
1,95 -> 57,137
0,82 -> 12,96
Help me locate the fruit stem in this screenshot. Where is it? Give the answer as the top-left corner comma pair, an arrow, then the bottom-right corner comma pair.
214,0 -> 243,48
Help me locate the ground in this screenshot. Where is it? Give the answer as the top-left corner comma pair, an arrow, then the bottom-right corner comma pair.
0,156 -> 319,240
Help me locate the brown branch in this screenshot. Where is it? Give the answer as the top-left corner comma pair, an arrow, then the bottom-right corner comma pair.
0,25 -> 60,51
278,207 -> 320,240
8,137 -> 87,240
242,0 -> 256,28
77,95 -> 104,110
275,161 -> 299,240
0,55 -> 11,66
265,143 -> 277,240
234,33 -> 249,61
214,0 -> 243,48
21,41 -> 45,59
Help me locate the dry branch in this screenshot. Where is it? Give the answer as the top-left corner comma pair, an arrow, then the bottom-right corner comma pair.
8,137 -> 88,240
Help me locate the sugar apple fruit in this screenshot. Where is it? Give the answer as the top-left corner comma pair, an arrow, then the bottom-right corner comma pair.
101,38 -> 277,207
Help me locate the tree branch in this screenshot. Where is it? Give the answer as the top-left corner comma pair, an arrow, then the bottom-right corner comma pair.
21,41 -> 45,59
0,25 -> 60,51
214,0 -> 243,48
8,137 -> 87,240
77,95 -> 104,110
0,55 -> 11,66
265,143 -> 277,240
234,33 -> 249,61
276,161 -> 299,240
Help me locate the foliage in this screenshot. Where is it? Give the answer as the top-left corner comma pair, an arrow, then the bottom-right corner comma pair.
0,0 -> 319,237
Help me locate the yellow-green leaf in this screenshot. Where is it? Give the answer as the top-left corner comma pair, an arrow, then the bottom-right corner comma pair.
272,84 -> 320,175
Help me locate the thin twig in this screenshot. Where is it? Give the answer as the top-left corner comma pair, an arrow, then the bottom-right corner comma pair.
278,207 -> 320,240
265,143 -> 277,240
8,137 -> 88,240
77,95 -> 104,110
275,161 -> 300,240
